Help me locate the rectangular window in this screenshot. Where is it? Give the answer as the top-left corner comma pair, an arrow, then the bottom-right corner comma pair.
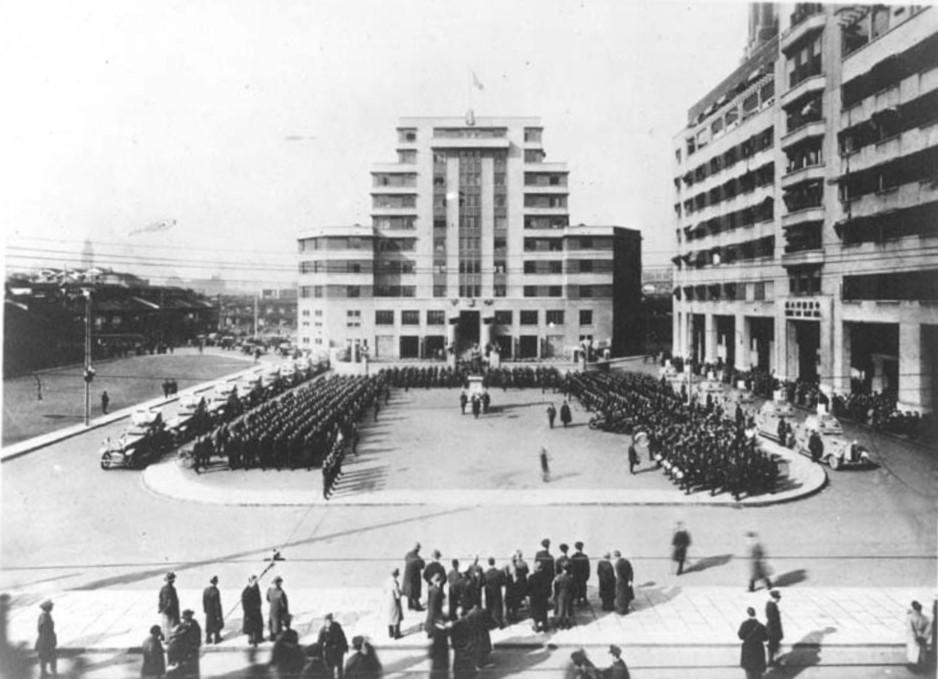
579,260 -> 593,273
524,286 -> 537,297
494,285 -> 506,297
520,310 -> 538,325
546,310 -> 564,325
427,310 -> 445,325
402,310 -> 420,325
347,286 -> 360,298
548,286 -> 562,297
494,310 -> 512,325
314,309 -> 323,317
580,286 -> 593,298
314,286 -> 323,298
579,309 -> 593,326
433,285 -> 447,298
375,310 -> 394,325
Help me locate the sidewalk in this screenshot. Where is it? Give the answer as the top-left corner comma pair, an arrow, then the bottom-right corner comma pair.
4,583 -> 918,665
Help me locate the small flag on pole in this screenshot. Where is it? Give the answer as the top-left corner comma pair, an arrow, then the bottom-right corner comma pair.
472,71 -> 485,91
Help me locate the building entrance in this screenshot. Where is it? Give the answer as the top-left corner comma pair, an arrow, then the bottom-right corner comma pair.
456,310 -> 480,355
495,334 -> 512,358
793,320 -> 820,382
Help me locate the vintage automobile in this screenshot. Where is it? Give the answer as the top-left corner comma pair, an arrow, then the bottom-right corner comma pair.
100,409 -> 173,470
755,398 -> 798,447
793,412 -> 873,470
166,394 -> 208,443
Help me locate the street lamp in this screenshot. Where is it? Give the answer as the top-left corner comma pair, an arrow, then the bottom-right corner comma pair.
81,288 -> 94,425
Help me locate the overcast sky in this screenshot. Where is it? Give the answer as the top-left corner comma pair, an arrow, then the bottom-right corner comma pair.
2,0 -> 750,287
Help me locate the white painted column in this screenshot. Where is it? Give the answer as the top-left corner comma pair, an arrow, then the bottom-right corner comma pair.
735,313 -> 750,371
704,313 -> 717,363
898,322 -> 924,412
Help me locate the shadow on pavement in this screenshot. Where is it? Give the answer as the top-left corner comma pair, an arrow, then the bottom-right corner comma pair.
772,569 -> 808,588
633,583 -> 683,613
333,467 -> 388,494
682,553 -> 734,575
766,626 -> 837,677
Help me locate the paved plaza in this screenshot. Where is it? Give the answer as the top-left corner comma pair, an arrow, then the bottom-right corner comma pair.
1,364 -> 936,678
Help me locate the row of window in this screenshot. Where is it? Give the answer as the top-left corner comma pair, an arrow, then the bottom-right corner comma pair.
684,84 -> 775,158
838,146 -> 938,201
675,280 -> 774,302
834,199 -> 938,245
841,5 -> 923,59
678,126 -> 774,190
356,308 -> 595,327
682,162 -> 775,215
678,235 -> 776,269
676,193 -> 772,242
842,32 -> 938,109
838,88 -> 938,156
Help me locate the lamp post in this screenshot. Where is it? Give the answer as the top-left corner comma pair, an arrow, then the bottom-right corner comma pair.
82,288 -> 94,426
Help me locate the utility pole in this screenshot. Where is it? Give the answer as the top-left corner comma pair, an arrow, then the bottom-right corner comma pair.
253,293 -> 259,339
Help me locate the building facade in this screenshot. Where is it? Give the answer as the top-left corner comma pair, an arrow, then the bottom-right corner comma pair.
672,3 -> 938,413
298,115 -> 641,361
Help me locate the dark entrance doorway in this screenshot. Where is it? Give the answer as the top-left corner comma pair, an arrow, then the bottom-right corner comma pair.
425,335 -> 445,360
399,335 -> 419,358
457,310 -> 480,354
495,335 -> 512,358
795,321 -> 820,382
519,335 -> 538,358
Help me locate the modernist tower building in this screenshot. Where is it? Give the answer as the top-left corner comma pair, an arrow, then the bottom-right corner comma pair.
672,3 -> 938,413
298,115 -> 641,361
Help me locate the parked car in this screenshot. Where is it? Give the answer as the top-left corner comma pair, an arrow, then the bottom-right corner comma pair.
100,410 -> 172,470
793,412 -> 873,470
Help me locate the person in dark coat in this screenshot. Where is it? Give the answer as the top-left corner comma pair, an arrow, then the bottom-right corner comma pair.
738,607 -> 768,679
765,590 -> 783,667
101,390 -> 110,414
613,550 -> 633,615
535,538 -> 555,581
267,576 -> 290,641
425,573 -> 446,638
202,575 -> 223,644
746,532 -> 773,592
167,609 -> 201,679
141,624 -> 166,678
554,543 -> 571,578
628,443 -> 640,474
301,643 -> 331,679
559,401 -> 572,427
428,622 -> 450,679
36,600 -> 57,678
271,624 -> 306,679
672,522 -> 691,575
539,447 -> 551,483
343,636 -> 382,679
546,404 -> 557,428
808,429 -> 824,463
459,390 -> 468,415
552,564 -> 575,629
570,542 -> 590,606
448,611 -> 475,679
447,560 -> 463,621
504,551 -> 529,623
241,575 -> 264,646
483,557 -> 506,629
597,553 -> 616,612
317,613 -> 349,679
605,644 -> 631,679
158,572 -> 180,640
527,560 -> 551,633
402,543 -> 426,611
423,550 -> 447,591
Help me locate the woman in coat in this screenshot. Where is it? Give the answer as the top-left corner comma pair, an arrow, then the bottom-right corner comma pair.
387,568 -> 403,639
241,575 -> 264,646
36,600 -> 57,678
906,600 -> 931,671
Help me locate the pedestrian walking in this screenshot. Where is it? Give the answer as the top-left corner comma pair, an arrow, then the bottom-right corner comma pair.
141,624 -> 166,678
906,600 -> 931,672
317,613 -> 349,679
36,600 -> 57,678
344,635 -> 382,679
202,575 -> 223,644
167,609 -> 201,679
560,400 -> 572,428
746,532 -> 773,592
737,607 -> 768,679
597,552 -> 615,612
605,645 -> 630,679
100,390 -> 110,415
627,443 -> 639,474
539,447 -> 551,483
765,590 -> 783,666
158,572 -> 180,640
613,550 -> 633,615
241,575 -> 264,647
672,522 -> 691,575
546,404 -> 557,429
267,575 -> 290,641
386,568 -> 403,640
402,542 -> 426,611
459,390 -> 468,415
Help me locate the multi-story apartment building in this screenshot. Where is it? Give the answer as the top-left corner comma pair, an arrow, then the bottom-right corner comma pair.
672,3 -> 938,413
298,115 -> 641,361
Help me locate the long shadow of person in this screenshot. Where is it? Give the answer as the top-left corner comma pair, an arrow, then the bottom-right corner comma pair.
765,626 -> 837,678
771,569 -> 808,588
681,553 -> 734,574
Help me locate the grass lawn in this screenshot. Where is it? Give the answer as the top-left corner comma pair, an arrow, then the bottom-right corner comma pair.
2,349 -> 253,445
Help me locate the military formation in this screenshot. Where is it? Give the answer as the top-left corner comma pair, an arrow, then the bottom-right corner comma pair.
377,364 -> 564,390
569,372 -> 779,500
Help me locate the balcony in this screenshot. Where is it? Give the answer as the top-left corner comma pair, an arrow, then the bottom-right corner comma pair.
781,8 -> 826,53
781,249 -> 825,267
370,206 -> 418,216
781,163 -> 826,188
781,119 -> 826,150
370,186 -> 417,195
782,204 -> 825,228
782,74 -> 825,109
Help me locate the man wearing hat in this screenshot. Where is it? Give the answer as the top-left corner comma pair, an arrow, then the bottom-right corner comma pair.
158,572 -> 180,640
534,538 -> 555,581
241,575 -> 264,647
317,613 -> 349,679
36,600 -> 57,678
570,541 -> 590,606
267,575 -> 290,642
737,607 -> 768,679
168,609 -> 201,678
765,590 -> 783,666
344,635 -> 382,679
202,575 -> 224,644
402,542 -> 426,611
141,624 -> 166,678
423,549 -> 446,591
606,645 -> 630,679
386,568 -> 403,640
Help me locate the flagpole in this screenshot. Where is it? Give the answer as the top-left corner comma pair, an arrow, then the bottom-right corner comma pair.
467,67 -> 472,112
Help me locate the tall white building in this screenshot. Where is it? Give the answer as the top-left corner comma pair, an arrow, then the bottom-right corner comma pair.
298,114 -> 642,361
